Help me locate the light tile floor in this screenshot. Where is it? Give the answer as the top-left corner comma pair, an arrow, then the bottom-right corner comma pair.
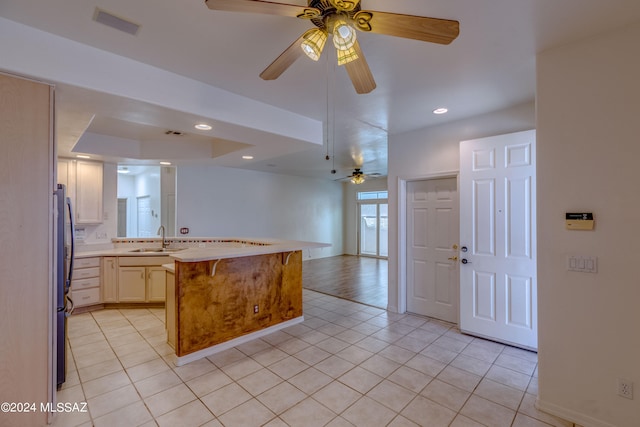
54,290 -> 579,427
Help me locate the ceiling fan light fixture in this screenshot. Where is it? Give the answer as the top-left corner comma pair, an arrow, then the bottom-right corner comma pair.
301,28 -> 328,61
351,174 -> 365,184
330,17 -> 356,51
337,45 -> 359,66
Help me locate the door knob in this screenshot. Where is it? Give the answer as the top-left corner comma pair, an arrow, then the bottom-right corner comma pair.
448,256 -> 458,261
461,258 -> 471,264
460,246 -> 468,253
452,244 -> 458,250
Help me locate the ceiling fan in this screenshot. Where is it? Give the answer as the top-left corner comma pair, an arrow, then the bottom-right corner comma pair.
204,0 -> 460,94
335,168 -> 380,184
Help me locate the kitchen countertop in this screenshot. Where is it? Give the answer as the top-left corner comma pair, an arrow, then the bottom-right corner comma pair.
169,240 -> 329,263
74,247 -> 179,259
74,238 -> 330,262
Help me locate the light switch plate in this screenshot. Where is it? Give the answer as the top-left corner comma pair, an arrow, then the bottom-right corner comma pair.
567,255 -> 597,273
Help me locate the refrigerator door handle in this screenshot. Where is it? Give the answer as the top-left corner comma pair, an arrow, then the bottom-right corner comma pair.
66,196 -> 74,293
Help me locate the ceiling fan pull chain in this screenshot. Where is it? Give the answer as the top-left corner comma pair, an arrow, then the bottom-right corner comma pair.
325,53 -> 330,161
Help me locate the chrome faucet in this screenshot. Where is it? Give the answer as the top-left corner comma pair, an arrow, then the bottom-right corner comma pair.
157,225 -> 168,249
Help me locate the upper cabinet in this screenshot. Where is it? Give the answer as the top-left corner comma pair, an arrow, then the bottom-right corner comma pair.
58,159 -> 104,224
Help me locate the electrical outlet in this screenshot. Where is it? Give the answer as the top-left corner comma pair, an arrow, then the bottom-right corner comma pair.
253,305 -> 259,314
618,378 -> 634,399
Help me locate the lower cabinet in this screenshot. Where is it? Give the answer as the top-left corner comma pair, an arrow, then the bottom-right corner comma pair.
117,256 -> 170,303
71,257 -> 101,307
79,255 -> 171,304
102,257 -> 118,303
118,266 -> 147,302
148,267 -> 167,302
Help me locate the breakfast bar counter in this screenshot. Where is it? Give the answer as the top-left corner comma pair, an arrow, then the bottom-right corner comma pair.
165,239 -> 328,365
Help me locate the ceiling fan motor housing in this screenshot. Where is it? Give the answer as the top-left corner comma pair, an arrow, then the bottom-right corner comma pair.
308,0 -> 361,30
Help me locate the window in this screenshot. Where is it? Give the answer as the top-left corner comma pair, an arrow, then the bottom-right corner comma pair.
357,191 -> 388,200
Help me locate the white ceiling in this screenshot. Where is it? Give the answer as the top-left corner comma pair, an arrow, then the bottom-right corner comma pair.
2,0 -> 640,179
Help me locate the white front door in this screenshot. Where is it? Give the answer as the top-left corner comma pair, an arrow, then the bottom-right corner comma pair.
459,130 -> 537,350
406,178 -> 459,323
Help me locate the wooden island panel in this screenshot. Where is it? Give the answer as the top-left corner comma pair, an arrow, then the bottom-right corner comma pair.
175,251 -> 302,356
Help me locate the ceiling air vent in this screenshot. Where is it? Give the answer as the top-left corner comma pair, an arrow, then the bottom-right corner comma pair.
165,130 -> 185,136
93,8 -> 140,36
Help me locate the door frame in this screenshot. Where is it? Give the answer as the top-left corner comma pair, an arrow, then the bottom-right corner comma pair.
396,171 -> 459,315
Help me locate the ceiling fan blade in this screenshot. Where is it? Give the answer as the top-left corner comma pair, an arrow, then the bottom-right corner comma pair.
353,10 -> 459,45
343,41 -> 376,94
260,33 -> 306,80
205,0 -> 320,19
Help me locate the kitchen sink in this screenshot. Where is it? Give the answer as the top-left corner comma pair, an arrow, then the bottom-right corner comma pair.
129,248 -> 186,253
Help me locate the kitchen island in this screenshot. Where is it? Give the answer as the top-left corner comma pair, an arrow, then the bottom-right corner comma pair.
166,239 -> 328,365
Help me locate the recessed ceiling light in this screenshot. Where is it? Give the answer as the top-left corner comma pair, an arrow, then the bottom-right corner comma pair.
117,167 -> 129,174
242,155 -> 254,160
159,161 -> 171,165
433,108 -> 449,115
195,123 -> 212,131
76,155 -> 91,159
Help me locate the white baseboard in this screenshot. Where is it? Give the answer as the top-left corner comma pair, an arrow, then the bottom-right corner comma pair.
536,397 -> 617,427
174,316 -> 304,367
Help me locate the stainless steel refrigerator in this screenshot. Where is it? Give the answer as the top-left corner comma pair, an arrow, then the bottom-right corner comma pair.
55,184 -> 74,389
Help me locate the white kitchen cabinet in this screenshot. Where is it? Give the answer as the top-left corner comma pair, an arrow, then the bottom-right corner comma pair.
102,257 -> 118,303
57,158 -> 76,203
117,256 -> 169,302
75,160 -> 103,224
57,159 -> 103,224
71,257 -> 101,307
147,267 -> 167,302
118,266 -> 147,302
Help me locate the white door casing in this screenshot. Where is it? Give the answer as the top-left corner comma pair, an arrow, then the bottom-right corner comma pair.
406,178 -> 459,323
459,130 -> 537,350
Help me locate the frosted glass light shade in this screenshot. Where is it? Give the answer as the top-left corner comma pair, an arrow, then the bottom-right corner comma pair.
337,45 -> 359,65
331,18 -> 356,51
301,28 -> 328,61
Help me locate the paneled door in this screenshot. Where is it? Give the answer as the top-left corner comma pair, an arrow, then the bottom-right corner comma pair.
137,195 -> 152,237
406,178 -> 459,323
459,130 -> 537,350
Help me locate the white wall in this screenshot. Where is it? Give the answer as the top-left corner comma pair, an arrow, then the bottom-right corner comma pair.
536,23 -> 640,427
176,166 -> 343,259
343,179 -> 389,255
387,102 -> 535,312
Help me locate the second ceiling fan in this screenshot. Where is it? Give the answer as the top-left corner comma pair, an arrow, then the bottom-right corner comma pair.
205,0 -> 460,94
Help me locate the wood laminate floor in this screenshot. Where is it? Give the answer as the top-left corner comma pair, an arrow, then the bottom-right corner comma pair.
303,255 -> 388,308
